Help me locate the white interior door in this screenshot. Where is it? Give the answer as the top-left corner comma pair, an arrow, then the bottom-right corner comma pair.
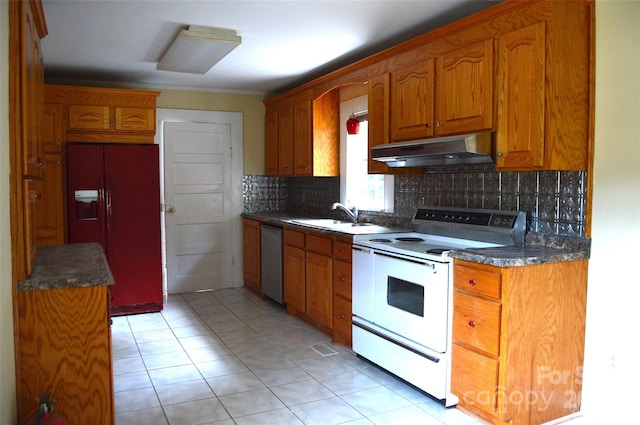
163,120 -> 235,294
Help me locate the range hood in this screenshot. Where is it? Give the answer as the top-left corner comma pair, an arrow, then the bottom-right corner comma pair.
371,132 -> 494,167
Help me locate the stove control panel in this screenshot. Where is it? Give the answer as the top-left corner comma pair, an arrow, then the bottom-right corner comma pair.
413,207 -> 522,229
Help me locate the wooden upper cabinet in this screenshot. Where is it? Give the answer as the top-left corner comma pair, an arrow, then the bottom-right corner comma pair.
435,39 -> 494,136
45,85 -> 160,143
390,58 -> 435,141
266,89 -> 339,177
114,107 -> 155,131
43,103 -> 63,153
293,99 -> 313,175
495,23 -> 546,169
21,0 -> 47,179
368,73 -> 391,174
264,107 -> 279,176
68,104 -> 111,130
277,104 -> 294,175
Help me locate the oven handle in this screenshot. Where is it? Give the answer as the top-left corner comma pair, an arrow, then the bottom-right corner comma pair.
374,251 -> 436,269
352,320 -> 441,364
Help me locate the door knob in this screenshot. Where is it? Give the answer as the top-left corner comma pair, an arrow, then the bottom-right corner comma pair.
166,205 -> 176,213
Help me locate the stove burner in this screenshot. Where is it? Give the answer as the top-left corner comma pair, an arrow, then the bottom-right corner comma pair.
395,237 -> 425,242
426,248 -> 447,255
369,238 -> 393,243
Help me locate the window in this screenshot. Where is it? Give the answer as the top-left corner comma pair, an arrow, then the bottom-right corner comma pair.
340,95 -> 394,213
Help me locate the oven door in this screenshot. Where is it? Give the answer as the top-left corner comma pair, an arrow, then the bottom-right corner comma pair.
372,251 -> 450,353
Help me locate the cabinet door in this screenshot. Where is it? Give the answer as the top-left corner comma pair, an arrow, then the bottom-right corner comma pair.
265,107 -> 279,176
17,286 -> 114,425
34,154 -> 65,246
242,219 -> 261,293
306,251 -> 333,328
68,104 -> 111,130
114,107 -> 155,132
21,1 -> 45,179
278,104 -> 294,175
435,39 -> 494,135
43,103 -> 63,154
23,180 -> 38,275
293,99 -> 313,175
284,244 -> 306,313
390,58 -> 435,141
368,73 -> 391,174
495,22 -> 546,169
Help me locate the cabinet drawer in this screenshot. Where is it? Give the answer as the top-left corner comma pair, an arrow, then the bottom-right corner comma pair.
333,259 -> 352,300
455,264 -> 502,299
306,233 -> 332,256
452,344 -> 500,414
333,240 -> 352,262
333,295 -> 352,336
453,292 -> 501,356
284,229 -> 305,248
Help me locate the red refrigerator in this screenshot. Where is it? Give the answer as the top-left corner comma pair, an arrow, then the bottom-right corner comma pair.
67,143 -> 163,315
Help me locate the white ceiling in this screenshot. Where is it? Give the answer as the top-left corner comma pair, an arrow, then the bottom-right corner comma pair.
41,0 -> 499,96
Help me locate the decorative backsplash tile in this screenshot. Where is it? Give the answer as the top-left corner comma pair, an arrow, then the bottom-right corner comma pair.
243,170 -> 587,237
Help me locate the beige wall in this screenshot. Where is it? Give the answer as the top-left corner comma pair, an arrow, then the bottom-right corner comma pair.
0,2 -> 17,423
156,89 -> 266,175
582,0 -> 640,422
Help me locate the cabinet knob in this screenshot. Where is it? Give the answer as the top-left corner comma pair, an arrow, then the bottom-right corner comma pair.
436,121 -> 442,127
469,279 -> 477,286
425,123 -> 431,128
468,320 -> 476,327
339,314 -> 346,319
496,152 -> 503,157
103,119 -> 109,123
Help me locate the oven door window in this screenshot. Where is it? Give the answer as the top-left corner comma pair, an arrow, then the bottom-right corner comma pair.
387,277 -> 424,317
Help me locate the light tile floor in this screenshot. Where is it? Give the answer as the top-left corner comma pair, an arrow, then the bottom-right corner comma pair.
112,287 -> 485,425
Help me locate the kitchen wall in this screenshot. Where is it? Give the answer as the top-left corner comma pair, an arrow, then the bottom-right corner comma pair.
581,1 -> 640,423
156,89 -> 265,175
244,169 -> 587,237
0,3 -> 16,423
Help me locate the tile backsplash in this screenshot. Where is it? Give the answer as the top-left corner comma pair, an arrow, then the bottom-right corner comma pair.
243,170 -> 587,237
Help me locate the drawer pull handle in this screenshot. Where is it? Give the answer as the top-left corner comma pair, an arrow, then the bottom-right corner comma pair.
468,320 -> 476,327
469,279 -> 477,286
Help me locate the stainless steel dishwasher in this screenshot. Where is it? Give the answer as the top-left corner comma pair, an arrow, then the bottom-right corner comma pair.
260,225 -> 283,303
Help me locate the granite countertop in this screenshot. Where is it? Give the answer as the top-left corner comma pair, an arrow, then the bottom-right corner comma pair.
448,232 -> 591,267
18,243 -> 115,291
244,211 -> 591,267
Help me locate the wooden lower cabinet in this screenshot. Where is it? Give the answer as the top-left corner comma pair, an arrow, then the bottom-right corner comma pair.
242,218 -> 261,295
17,285 -> 114,425
452,259 -> 588,425
305,251 -> 333,328
332,239 -> 352,345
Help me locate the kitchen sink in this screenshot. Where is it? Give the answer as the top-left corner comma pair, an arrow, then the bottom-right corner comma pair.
287,218 -> 397,234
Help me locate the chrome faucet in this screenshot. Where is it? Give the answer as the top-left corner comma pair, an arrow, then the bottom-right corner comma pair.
331,202 -> 358,223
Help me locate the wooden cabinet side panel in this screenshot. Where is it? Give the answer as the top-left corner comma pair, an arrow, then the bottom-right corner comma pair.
502,260 -> 588,424
17,286 -> 114,425
312,90 -> 340,177
496,22 -> 546,169
34,153 -> 65,246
